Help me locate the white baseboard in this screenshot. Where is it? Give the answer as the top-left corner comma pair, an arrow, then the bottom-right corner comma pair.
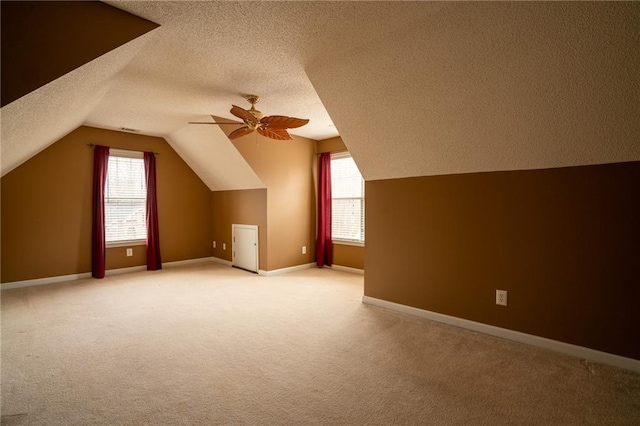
0,272 -> 93,290
324,264 -> 365,275
1,257 -> 218,290
105,257 -> 216,275
211,256 -> 233,267
105,265 -> 147,276
258,262 -> 315,276
362,296 -> 640,374
164,257 -> 215,268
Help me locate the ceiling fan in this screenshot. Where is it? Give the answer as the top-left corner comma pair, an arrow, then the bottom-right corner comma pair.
190,95 -> 309,141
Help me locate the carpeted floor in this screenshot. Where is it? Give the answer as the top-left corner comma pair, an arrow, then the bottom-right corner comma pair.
1,262 -> 639,425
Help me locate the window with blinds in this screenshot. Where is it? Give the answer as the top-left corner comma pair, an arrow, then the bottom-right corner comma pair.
331,153 -> 365,243
105,150 -> 147,245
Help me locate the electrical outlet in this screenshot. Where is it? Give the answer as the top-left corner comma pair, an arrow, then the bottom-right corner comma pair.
223,243 -> 226,250
126,248 -> 133,257
496,290 -> 508,306
213,241 -> 216,248
302,246 -> 307,254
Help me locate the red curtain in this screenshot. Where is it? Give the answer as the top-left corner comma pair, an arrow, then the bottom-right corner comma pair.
316,152 -> 333,267
144,152 -> 162,271
92,145 -> 109,278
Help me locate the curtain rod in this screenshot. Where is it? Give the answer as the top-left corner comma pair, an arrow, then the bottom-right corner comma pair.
87,143 -> 159,155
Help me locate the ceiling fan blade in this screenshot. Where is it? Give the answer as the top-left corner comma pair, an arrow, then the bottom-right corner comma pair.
189,122 -> 242,125
257,126 -> 292,140
228,127 -> 255,139
230,105 -> 258,124
260,115 -> 309,129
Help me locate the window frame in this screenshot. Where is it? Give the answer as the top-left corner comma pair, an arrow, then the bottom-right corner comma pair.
330,151 -> 365,246
105,149 -> 147,248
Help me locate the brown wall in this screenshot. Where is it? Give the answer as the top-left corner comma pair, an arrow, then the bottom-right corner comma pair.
365,161 -> 640,360
1,1 -> 158,106
1,126 -> 212,282
317,136 -> 347,154
333,244 -> 364,270
211,189 -> 267,270
215,121 -> 316,271
317,136 -> 365,270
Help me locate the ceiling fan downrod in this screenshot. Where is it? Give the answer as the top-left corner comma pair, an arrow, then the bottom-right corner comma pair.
245,94 -> 263,123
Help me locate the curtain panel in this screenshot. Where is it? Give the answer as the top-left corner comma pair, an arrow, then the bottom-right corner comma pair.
316,152 -> 333,267
144,152 -> 162,270
91,145 -> 110,278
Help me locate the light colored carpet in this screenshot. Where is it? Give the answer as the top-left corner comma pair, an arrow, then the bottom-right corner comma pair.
1,263 -> 639,425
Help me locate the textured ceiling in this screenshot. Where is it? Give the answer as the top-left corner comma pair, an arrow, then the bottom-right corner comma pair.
1,0 -> 445,186
0,32 -> 156,176
307,2 -> 640,180
166,121 -> 264,191
2,2 -> 638,185
88,0 -> 445,140
0,0 -> 158,107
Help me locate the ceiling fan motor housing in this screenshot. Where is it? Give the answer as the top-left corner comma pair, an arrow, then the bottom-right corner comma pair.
245,94 -> 263,123
248,107 -> 263,122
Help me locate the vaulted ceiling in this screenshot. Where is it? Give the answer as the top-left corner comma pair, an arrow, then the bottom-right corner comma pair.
2,1 -> 638,187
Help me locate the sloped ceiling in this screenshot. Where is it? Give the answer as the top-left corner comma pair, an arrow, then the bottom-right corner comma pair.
0,32 -> 156,176
166,121 -> 264,191
88,1 -> 446,140
307,2 -> 640,180
0,0 -> 159,176
0,1 -> 159,107
1,0 -> 446,187
2,2 -> 638,186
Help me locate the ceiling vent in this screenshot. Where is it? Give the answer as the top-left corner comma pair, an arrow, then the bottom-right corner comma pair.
120,127 -> 140,133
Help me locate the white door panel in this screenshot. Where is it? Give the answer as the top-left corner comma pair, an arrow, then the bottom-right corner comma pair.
232,224 -> 258,273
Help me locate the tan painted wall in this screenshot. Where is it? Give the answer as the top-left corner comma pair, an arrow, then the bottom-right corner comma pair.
365,161 -> 640,360
215,122 -> 316,271
1,1 -> 158,106
316,136 -> 365,270
317,136 -> 347,154
211,189 -> 267,270
333,244 -> 364,270
1,126 -> 212,282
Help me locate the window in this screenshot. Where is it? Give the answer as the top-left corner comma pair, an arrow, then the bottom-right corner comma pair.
105,149 -> 146,246
331,153 -> 365,244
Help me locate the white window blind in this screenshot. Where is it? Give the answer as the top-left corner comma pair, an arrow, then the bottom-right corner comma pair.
331,153 -> 365,243
105,150 -> 147,245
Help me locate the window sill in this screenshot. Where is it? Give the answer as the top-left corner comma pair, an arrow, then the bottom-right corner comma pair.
106,240 -> 146,249
332,240 -> 364,248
